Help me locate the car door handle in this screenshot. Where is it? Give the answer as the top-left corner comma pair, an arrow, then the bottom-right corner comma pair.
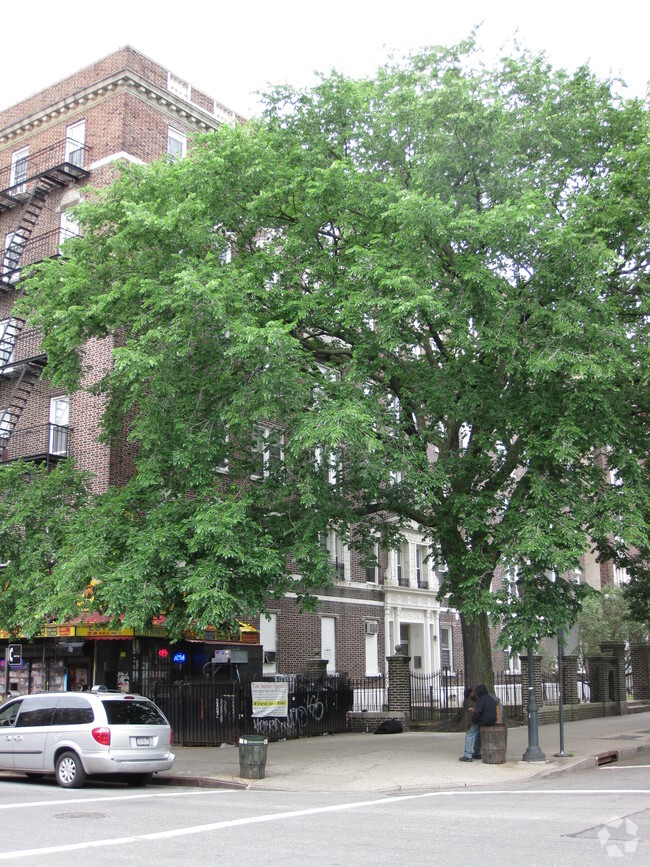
2,735 -> 13,741
12,735 -> 22,742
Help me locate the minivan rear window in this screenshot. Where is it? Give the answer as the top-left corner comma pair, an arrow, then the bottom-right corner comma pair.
101,699 -> 166,725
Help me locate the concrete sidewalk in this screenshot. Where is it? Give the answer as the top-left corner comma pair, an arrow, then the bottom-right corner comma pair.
155,710 -> 650,793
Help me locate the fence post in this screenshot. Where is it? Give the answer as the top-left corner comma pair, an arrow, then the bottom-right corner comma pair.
629,642 -> 650,700
387,647 -> 411,730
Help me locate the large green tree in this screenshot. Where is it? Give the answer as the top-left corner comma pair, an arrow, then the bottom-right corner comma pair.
9,43 -> 650,679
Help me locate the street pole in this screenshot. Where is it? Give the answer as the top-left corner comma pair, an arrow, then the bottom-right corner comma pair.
554,628 -> 566,757
522,646 -> 546,762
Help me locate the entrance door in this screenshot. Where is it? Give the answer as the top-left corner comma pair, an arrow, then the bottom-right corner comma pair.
320,617 -> 336,674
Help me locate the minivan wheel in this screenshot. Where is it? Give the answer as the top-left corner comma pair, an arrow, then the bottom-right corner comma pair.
125,772 -> 153,787
55,751 -> 86,788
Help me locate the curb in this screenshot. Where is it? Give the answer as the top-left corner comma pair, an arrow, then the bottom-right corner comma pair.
152,774 -> 249,790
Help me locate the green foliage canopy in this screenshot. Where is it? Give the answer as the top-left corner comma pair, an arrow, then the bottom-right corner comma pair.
7,43 -> 649,662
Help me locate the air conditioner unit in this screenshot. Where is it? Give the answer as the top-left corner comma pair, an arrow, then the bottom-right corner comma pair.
365,621 -> 379,635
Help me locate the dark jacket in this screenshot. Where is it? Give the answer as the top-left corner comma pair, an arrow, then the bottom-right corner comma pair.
471,684 -> 498,726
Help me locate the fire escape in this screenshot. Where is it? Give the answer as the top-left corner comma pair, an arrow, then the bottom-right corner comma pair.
0,138 -> 90,463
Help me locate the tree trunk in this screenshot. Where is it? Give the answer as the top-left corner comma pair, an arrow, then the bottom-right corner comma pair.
461,611 -> 494,692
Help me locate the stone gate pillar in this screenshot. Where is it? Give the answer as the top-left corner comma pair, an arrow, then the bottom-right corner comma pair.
520,654 -> 544,709
562,654 -> 579,705
387,647 -> 411,725
600,640 -> 628,715
629,642 -> 650,700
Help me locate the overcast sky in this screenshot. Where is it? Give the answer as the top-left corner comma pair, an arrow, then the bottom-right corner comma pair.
2,1 -> 648,117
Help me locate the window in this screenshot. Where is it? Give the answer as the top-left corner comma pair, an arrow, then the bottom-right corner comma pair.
0,319 -> 16,367
399,623 -> 410,656
315,446 -> 340,485
365,542 -> 379,583
440,626 -> 452,669
52,698 -> 94,726
59,211 -> 80,247
416,545 -> 429,589
320,616 -> 336,674
365,627 -> 380,676
323,529 -> 345,580
260,613 -> 277,675
101,699 -> 166,725
65,121 -> 86,168
0,409 -> 11,446
10,147 -> 28,194
49,395 -> 69,456
16,697 -> 57,728
3,234 -> 20,281
251,427 -> 283,478
167,127 -> 187,160
396,545 -> 409,587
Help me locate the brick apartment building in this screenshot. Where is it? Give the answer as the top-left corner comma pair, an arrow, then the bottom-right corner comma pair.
0,47 -> 467,690
0,48 -> 607,698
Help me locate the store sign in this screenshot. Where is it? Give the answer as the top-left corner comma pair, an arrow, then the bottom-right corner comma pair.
251,681 -> 288,718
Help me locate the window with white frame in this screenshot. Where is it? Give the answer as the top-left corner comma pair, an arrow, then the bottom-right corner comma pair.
396,544 -> 409,587
64,120 -> 86,168
322,529 -> 346,581
3,234 -> 20,280
365,542 -> 379,583
59,211 -> 80,247
260,613 -> 277,674
365,626 -> 380,676
49,395 -> 69,456
0,319 -> 16,367
167,127 -> 187,160
440,625 -> 452,669
314,446 -> 340,485
216,427 -> 229,473
251,427 -> 283,478
415,545 -> 429,589
0,408 -> 11,446
10,147 -> 28,194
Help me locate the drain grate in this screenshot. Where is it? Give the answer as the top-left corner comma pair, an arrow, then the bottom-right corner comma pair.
596,751 -> 618,766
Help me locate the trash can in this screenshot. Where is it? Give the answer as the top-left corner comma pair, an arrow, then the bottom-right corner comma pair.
480,724 -> 507,764
238,735 -> 268,779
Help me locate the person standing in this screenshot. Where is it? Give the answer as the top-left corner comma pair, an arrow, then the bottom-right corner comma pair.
459,684 -> 497,761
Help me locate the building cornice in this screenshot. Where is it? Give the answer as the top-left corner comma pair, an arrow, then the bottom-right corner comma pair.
0,69 -> 237,144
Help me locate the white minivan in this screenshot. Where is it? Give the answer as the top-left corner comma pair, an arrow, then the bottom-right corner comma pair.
0,690 -> 174,788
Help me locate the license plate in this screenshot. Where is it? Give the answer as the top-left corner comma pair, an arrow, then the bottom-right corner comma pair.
136,736 -> 150,746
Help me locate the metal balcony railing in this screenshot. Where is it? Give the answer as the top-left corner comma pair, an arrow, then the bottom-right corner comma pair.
1,227 -> 77,285
0,423 -> 70,465
0,327 -> 45,374
0,139 -> 90,211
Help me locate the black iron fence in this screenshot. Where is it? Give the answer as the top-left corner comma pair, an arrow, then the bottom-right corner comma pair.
410,669 -> 524,723
150,675 -> 353,746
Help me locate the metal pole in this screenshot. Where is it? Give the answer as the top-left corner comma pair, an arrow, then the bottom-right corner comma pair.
554,628 -> 566,757
522,646 -> 546,762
